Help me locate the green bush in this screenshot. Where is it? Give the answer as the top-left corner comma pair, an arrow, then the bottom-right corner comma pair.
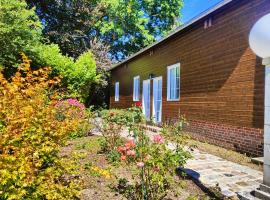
0,55 -> 90,199
34,44 -> 99,102
0,0 -> 42,68
0,0 -> 99,103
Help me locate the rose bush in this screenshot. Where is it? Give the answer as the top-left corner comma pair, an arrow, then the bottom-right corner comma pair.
121,129 -> 191,200
101,105 -> 191,199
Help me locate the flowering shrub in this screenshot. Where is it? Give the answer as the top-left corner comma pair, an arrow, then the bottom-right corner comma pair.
161,113 -> 190,147
98,103 -> 191,199
102,106 -> 191,199
123,129 -> 191,200
0,54 -> 89,199
55,98 -> 90,138
162,114 -> 188,137
117,140 -> 136,162
98,108 -> 138,153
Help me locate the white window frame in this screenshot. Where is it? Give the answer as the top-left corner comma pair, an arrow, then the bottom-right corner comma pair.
133,76 -> 140,101
152,76 -> 163,123
167,63 -> 180,101
115,82 -> 119,101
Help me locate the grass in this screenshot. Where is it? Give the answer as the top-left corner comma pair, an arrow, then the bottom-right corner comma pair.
187,138 -> 263,172
161,125 -> 263,172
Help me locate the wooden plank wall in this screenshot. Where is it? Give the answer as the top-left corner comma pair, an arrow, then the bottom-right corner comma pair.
110,0 -> 270,130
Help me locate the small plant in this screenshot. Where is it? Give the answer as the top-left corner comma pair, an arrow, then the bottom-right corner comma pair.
84,163 -> 112,179
161,112 -> 190,149
98,110 -> 127,152
107,149 -> 121,164
162,112 -> 188,137
114,178 -> 137,198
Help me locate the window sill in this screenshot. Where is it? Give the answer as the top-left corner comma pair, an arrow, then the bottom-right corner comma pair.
167,98 -> 180,102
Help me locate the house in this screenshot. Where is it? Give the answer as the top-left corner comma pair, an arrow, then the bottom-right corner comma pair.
109,0 -> 270,157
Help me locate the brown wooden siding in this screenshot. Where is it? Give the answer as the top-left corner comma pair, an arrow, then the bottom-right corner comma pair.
110,0 -> 270,130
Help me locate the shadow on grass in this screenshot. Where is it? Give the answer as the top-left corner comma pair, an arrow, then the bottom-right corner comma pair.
176,167 -> 221,200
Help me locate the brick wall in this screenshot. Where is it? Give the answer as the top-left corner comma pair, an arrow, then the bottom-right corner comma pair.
186,120 -> 263,157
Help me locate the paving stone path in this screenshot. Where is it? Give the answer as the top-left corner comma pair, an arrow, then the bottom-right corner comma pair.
184,148 -> 263,198
91,121 -> 263,199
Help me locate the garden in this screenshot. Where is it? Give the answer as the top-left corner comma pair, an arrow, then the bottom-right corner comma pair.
0,55 -> 211,199
0,1 -> 210,199
0,0 -> 262,199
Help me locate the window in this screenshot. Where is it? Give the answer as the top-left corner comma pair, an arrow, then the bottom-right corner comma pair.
115,82 -> 119,101
133,76 -> 140,101
204,18 -> 212,29
167,63 -> 180,101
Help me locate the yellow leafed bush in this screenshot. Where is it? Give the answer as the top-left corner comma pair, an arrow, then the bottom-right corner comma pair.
0,54 -> 89,199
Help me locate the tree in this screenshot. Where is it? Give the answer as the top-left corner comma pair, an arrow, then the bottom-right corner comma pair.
0,0 -> 42,69
27,0 -> 184,60
86,38 -> 112,107
0,0 -> 99,103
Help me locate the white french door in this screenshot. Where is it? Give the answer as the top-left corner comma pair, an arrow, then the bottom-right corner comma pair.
152,77 -> 162,123
142,79 -> 151,120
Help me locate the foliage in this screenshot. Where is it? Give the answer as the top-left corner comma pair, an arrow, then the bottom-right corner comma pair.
86,39 -> 111,108
118,131 -> 191,199
0,0 -> 42,69
0,0 -> 99,103
98,109 -> 128,153
84,163 -> 112,179
98,106 -> 144,155
60,50 -> 99,102
33,44 -> 99,103
27,0 -> 184,60
99,104 -> 191,199
164,114 -> 188,135
55,98 -> 91,139
0,54 -> 90,199
161,113 -> 190,143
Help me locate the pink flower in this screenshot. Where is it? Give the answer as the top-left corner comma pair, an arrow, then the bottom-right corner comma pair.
153,166 -> 160,172
126,150 -> 136,157
136,162 -> 144,168
125,140 -> 136,149
153,134 -> 164,144
144,155 -> 151,161
117,146 -> 126,153
121,155 -> 126,161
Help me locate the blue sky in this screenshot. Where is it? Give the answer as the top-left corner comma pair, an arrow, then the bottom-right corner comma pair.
182,0 -> 222,23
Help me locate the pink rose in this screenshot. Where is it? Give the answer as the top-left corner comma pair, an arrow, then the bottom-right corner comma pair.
126,150 -> 136,157
125,140 -> 136,149
153,134 -> 164,144
136,162 -> 144,168
121,155 -> 126,161
117,146 -> 126,153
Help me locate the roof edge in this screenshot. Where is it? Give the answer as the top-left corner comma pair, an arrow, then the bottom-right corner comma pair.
109,0 -> 234,71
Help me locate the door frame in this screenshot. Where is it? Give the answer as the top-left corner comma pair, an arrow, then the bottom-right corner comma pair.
152,76 -> 162,124
142,79 -> 151,120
